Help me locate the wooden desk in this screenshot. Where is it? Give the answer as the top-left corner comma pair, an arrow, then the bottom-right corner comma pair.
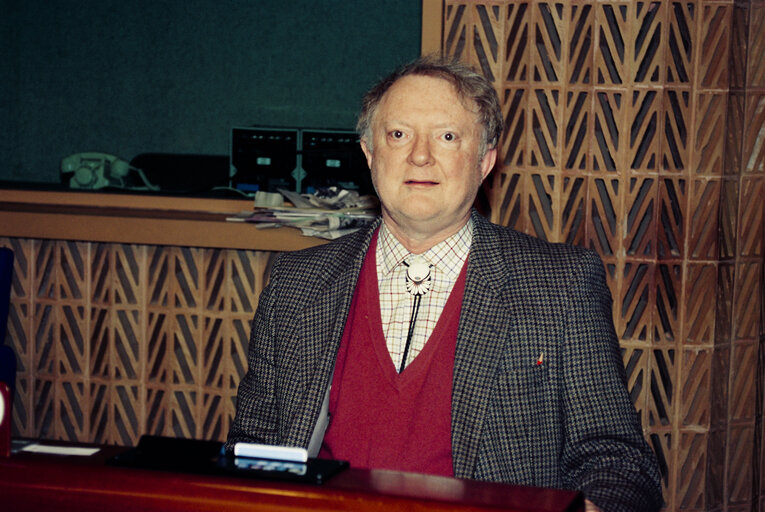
0,188 -> 326,251
0,444 -> 583,512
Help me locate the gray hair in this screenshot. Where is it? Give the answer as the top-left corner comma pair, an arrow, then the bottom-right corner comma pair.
356,55 -> 504,156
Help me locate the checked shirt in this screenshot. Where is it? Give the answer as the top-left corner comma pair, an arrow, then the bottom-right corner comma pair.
376,220 -> 472,371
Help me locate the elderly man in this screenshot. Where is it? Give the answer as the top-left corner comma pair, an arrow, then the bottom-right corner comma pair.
227,56 -> 662,512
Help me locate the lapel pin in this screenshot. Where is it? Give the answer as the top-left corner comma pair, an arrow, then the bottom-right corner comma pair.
536,352 -> 544,366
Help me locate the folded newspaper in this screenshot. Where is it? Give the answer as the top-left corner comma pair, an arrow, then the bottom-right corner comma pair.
227,187 -> 379,240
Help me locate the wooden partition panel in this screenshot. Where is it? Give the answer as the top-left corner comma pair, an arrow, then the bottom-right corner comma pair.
0,236 -> 275,446
423,1 -> 765,511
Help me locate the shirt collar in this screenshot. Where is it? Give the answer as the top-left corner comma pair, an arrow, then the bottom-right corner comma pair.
377,219 -> 473,279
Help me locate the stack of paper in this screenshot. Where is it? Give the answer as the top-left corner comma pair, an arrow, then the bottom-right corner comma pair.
227,187 -> 379,240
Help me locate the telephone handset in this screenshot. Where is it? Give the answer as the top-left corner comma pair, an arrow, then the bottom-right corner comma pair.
61,152 -> 158,191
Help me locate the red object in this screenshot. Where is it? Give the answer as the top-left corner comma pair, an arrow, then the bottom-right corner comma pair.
0,382 -> 10,457
0,444 -> 584,512
320,243 -> 467,477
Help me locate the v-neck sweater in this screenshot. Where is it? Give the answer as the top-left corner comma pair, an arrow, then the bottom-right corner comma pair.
318,236 -> 468,476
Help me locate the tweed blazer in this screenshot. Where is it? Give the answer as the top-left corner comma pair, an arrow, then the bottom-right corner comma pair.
227,210 -> 663,512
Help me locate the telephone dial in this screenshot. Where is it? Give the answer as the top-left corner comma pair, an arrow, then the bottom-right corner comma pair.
61,152 -> 158,191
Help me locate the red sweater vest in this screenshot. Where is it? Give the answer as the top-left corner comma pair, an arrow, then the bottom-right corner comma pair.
319,238 -> 468,476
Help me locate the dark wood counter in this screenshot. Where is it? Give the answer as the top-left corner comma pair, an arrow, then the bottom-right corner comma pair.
0,443 -> 584,512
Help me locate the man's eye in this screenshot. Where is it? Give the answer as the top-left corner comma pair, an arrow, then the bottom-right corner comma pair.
443,132 -> 457,142
390,130 -> 404,139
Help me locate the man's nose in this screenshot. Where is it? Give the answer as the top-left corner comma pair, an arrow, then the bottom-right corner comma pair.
408,135 -> 434,166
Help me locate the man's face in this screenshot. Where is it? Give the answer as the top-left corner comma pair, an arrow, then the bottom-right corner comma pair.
361,74 -> 496,245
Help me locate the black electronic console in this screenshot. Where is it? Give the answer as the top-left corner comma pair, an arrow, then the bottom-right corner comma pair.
107,435 -> 348,485
230,126 -> 372,195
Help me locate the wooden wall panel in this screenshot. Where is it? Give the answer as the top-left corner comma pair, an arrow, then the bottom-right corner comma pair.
0,237 -> 275,447
433,1 -> 764,510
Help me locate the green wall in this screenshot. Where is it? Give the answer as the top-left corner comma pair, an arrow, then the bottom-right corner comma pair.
0,0 -> 421,183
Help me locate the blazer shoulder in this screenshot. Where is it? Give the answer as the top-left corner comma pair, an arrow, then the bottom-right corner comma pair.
469,211 -> 610,304
473,212 -> 597,269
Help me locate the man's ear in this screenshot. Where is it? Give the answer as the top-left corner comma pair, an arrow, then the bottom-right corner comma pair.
479,147 -> 497,182
360,139 -> 373,170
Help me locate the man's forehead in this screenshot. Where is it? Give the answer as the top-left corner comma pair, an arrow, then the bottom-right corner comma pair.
375,75 -> 480,121
384,74 -> 459,100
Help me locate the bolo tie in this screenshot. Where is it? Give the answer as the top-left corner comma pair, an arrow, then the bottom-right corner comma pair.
399,256 -> 433,373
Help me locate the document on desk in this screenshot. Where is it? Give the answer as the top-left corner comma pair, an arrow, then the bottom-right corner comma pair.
233,442 -> 308,462
21,443 -> 100,456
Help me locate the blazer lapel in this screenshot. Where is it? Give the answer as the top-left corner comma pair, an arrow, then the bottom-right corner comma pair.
282,220 -> 380,448
451,212 -> 520,478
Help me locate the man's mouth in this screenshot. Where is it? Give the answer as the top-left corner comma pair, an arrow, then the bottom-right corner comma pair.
405,180 -> 438,185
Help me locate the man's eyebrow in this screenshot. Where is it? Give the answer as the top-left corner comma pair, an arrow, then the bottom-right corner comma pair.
381,119 -> 465,130
380,119 -> 412,127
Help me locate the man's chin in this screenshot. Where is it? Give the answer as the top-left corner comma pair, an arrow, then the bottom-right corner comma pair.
394,210 -> 467,233
398,208 -> 443,225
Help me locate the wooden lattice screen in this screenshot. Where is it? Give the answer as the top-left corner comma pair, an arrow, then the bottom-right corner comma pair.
0,239 -> 275,445
423,1 -> 765,510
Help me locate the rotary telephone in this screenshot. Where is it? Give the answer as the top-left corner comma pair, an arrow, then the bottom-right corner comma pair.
61,152 -> 158,191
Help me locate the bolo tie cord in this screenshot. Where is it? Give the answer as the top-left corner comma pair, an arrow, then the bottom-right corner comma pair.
399,294 -> 422,374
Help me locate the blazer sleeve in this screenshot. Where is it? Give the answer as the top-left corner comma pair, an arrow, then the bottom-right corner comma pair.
225,257 -> 282,451
560,249 -> 663,511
